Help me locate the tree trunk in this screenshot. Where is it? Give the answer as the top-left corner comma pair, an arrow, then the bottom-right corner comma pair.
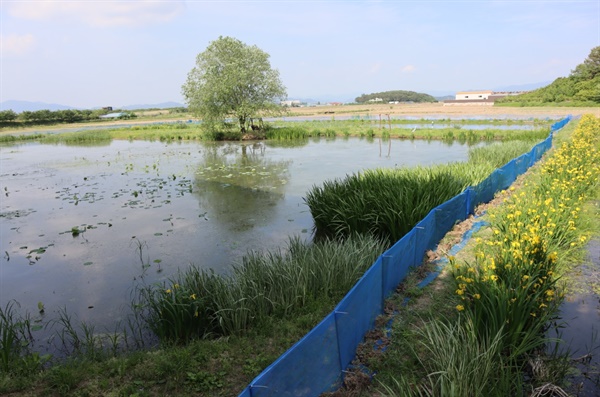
239,116 -> 246,133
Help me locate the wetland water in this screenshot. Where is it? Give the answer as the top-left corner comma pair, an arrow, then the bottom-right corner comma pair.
550,238 -> 600,395
1,137 -> 476,338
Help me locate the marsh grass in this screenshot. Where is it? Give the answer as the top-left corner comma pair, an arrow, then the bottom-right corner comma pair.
139,235 -> 386,342
0,133 -> 44,143
0,301 -> 33,374
306,141 -> 536,244
379,317 -> 522,397
41,130 -> 112,145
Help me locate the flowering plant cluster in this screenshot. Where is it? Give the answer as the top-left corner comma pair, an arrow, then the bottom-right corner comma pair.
142,281 -> 211,343
452,114 -> 600,353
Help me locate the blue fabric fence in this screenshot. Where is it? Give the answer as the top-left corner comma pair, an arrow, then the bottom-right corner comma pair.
239,116 -> 572,397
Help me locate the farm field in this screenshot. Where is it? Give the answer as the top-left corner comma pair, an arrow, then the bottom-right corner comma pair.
0,111 -> 598,396
1,103 -> 599,137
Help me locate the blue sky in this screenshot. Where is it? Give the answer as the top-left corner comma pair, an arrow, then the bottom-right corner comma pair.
1,0 -> 599,108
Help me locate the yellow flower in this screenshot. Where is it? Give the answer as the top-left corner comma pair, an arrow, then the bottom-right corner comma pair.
194,310 -> 199,317
530,312 -> 537,317
456,289 -> 464,296
165,289 -> 172,294
456,305 -> 465,312
190,293 -> 197,300
174,283 -> 180,289
473,294 -> 481,300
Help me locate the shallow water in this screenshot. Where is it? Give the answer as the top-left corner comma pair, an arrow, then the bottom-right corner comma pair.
0,137 -> 477,335
550,238 -> 600,395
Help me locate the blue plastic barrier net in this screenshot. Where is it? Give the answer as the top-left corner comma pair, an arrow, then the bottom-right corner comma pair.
240,116 -> 571,397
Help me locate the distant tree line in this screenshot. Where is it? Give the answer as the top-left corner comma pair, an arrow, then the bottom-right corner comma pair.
0,108 -> 124,124
355,90 -> 437,104
496,46 -> 600,106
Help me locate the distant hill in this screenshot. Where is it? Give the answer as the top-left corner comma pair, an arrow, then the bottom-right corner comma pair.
0,100 -> 76,113
434,95 -> 455,101
355,90 -> 437,104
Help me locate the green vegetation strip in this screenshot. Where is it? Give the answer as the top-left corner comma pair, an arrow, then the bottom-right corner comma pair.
0,118 -> 553,144
368,115 -> 600,396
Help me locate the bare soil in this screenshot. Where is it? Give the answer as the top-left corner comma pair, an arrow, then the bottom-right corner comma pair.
286,102 -> 600,119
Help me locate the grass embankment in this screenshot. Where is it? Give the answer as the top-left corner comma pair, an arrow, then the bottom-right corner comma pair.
0,118 -> 553,144
350,114 -> 600,396
0,126 -> 557,396
266,120 -> 550,143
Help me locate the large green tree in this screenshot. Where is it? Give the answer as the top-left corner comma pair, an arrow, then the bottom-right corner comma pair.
570,46 -> 600,80
182,36 -> 287,134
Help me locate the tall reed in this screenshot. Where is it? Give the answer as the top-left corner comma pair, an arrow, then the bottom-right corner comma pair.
306,141 -> 535,245
379,317 -> 522,397
139,234 -> 386,342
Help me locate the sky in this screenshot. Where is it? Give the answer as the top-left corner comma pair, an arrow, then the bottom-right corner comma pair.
1,0 -> 599,108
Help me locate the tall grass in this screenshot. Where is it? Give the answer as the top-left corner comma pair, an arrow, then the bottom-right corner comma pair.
41,130 -> 112,145
139,234 -> 386,342
379,318 -> 523,397
0,133 -> 45,144
0,301 -> 49,375
305,141 -> 536,244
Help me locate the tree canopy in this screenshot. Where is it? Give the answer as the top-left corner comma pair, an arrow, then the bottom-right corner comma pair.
496,46 -> 600,106
182,36 -> 287,134
355,90 -> 437,104
571,46 -> 600,81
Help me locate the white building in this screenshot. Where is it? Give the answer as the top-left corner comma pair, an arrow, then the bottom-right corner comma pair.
454,90 -> 494,100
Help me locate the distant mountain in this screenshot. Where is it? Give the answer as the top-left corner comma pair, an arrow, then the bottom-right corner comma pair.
1,100 -> 76,113
434,95 -> 454,101
120,102 -> 185,110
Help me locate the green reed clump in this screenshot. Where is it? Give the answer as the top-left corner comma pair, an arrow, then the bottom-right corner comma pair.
306,141 -> 537,245
468,141 -> 536,167
379,317 -> 522,397
306,163 -> 491,245
0,133 -> 44,143
0,301 -> 48,375
139,234 -> 386,342
41,130 -> 112,144
265,126 -> 311,140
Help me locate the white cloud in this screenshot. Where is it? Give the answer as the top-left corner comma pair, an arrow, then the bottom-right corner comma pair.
7,0 -> 184,27
401,65 -> 416,73
1,33 -> 36,57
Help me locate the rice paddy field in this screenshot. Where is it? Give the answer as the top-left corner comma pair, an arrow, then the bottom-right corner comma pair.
0,109 -> 598,396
